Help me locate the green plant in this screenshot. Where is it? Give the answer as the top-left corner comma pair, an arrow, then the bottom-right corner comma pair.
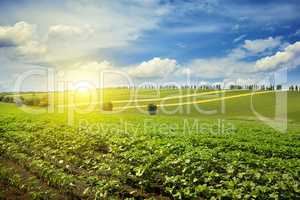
0,90 -> 299,199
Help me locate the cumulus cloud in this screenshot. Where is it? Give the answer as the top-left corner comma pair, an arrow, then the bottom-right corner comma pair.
255,41 -> 300,71
128,57 -> 178,78
1,1 -> 172,67
243,37 -> 282,54
0,21 -> 35,47
177,37 -> 284,79
232,37 -> 283,59
45,25 -> 97,60
0,21 -> 47,61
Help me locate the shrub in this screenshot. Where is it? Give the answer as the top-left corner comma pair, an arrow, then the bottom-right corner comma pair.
24,98 -> 40,106
102,102 -> 113,111
148,104 -> 157,115
38,97 -> 49,107
3,96 -> 14,103
0,95 -> 4,102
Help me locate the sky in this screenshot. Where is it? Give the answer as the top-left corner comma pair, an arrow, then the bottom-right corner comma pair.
0,0 -> 300,91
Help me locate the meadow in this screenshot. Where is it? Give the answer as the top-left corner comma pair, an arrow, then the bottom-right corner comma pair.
0,89 -> 299,199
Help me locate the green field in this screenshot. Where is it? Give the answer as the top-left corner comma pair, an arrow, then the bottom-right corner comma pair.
0,89 -> 299,199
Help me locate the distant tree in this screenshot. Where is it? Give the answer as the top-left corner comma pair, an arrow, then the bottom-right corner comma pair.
267,85 -> 275,91
3,96 -> 14,103
24,97 -> 40,106
276,85 -> 282,90
296,85 -> 299,91
148,104 -> 158,115
39,97 -> 49,107
102,102 -> 113,111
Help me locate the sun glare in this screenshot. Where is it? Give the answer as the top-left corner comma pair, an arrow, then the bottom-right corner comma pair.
73,82 -> 92,93
77,86 -> 89,92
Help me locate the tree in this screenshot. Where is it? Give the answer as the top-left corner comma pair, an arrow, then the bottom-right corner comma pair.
102,102 -> 113,111
39,97 -> 49,107
148,104 -> 158,115
276,85 -> 282,90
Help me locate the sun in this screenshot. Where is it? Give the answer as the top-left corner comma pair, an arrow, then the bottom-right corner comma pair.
73,82 -> 91,93
77,86 -> 89,92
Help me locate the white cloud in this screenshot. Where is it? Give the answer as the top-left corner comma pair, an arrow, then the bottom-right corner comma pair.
0,21 -> 35,47
15,41 -> 47,58
55,1 -> 170,48
128,57 -> 178,78
0,21 -> 47,61
243,37 -> 282,54
166,24 -> 225,34
294,29 -> 300,36
233,34 -> 247,43
180,57 -> 252,79
73,60 -> 113,71
60,60 -> 135,88
0,1 -> 171,66
168,36 -> 294,81
255,41 -> 300,71
54,60 -> 114,85
177,37 -> 283,79
45,24 -> 97,60
48,24 -> 94,39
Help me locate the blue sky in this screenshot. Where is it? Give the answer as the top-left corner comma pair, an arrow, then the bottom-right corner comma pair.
0,0 -> 300,91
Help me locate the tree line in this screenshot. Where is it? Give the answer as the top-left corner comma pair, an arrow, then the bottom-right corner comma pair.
119,84 -> 300,91
0,94 -> 49,107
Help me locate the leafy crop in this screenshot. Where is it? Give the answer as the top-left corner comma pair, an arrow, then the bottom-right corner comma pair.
0,111 -> 299,199
0,90 -> 300,199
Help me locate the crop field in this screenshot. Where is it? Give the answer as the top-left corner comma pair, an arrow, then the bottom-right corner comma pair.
3,0 -> 300,199
0,89 -> 299,199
